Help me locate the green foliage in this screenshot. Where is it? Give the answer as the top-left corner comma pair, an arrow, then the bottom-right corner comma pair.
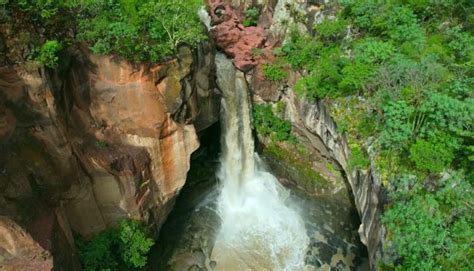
262,63 -> 287,81
253,104 -> 295,143
375,6 -> 426,46
118,220 -> 154,268
379,100 -> 414,149
95,140 -> 109,149
243,7 -> 259,27
77,0 -> 207,62
353,38 -> 395,64
76,220 -> 154,271
76,230 -> 118,271
314,16 -> 348,42
338,61 -> 372,92
409,139 -> 454,173
293,46 -> 346,100
347,144 -> 370,170
282,32 -> 323,69
1,0 -> 206,64
35,40 -> 62,68
281,1 -> 473,267
17,0 -> 59,19
383,173 -> 474,270
263,143 -> 329,189
446,25 -> 474,61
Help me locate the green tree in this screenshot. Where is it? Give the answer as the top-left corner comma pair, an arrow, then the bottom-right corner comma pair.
35,40 -> 62,68
76,219 -> 154,271
118,220 -> 154,269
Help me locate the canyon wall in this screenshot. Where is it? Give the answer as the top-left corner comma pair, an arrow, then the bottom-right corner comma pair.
1,1 -> 388,270
0,43 -> 219,270
210,0 -> 387,269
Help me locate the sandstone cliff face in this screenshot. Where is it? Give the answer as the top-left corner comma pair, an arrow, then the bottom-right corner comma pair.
0,43 -> 219,269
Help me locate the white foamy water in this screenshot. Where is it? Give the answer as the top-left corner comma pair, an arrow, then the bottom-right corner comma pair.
211,53 -> 309,270
198,6 -> 212,31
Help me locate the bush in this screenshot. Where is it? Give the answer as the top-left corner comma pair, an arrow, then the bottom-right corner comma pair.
282,32 -> 323,68
378,100 -> 414,149
409,139 -> 454,173
35,40 -> 62,68
76,220 -> 154,270
348,144 -> 370,170
353,38 -> 396,64
243,7 -> 259,27
314,17 -> 348,42
262,63 -> 287,81
253,104 -> 295,143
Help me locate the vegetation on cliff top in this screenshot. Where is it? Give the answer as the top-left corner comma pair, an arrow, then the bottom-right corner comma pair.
0,0 -> 207,65
271,0 -> 473,269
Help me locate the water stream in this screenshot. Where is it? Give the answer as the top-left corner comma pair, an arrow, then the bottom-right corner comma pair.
211,53 -> 309,270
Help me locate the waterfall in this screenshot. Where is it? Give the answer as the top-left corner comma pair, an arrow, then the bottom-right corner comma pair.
211,53 -> 309,270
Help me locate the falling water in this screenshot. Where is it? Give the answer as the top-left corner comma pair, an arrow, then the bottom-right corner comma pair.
211,53 -> 309,270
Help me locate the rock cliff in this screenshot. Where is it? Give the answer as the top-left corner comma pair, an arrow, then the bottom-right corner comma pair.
0,43 -> 219,270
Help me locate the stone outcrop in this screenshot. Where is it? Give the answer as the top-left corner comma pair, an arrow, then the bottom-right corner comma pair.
207,0 -> 274,70
0,42 -> 219,269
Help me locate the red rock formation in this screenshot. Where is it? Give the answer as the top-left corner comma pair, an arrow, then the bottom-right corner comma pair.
208,0 -> 274,70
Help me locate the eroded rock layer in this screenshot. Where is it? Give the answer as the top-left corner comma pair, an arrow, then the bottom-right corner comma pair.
0,43 -> 219,269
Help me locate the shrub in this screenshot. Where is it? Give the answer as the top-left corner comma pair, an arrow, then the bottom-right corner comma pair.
118,220 -> 154,268
338,61 -> 372,93
314,17 -> 348,42
409,139 -> 454,173
282,32 -> 323,68
35,40 -> 62,68
262,63 -> 287,81
348,144 -> 370,170
378,100 -> 414,149
353,38 -> 396,64
374,5 -> 425,45
253,104 -> 295,142
243,7 -> 259,27
76,220 -> 154,270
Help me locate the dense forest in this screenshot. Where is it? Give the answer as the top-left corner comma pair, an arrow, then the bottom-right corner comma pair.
0,0 -> 207,65
263,1 -> 474,269
0,0 -> 473,270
